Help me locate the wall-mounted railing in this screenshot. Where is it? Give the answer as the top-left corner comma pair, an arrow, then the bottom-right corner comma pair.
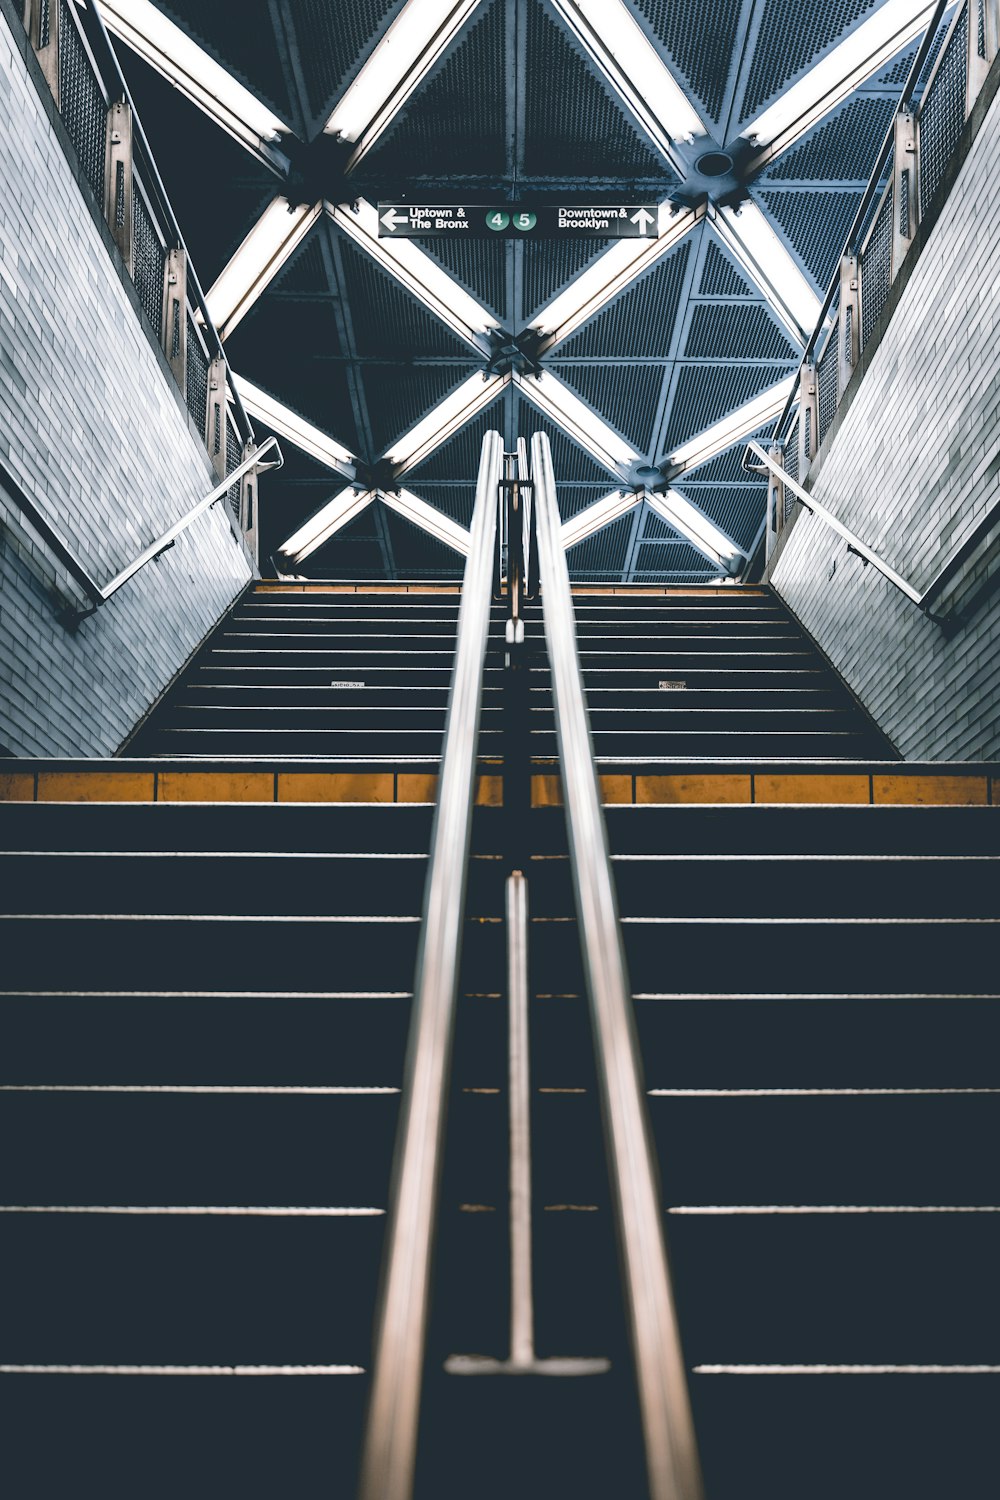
19,0 -> 262,558
755,0 -> 999,568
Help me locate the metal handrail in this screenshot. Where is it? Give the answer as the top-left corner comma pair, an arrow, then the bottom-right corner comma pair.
530,430 -> 704,1500
358,429 -> 504,1500
772,0 -> 952,440
745,438 -> 1000,616
2,437 -> 282,619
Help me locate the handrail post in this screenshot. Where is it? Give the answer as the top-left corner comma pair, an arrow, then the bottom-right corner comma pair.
23,0 -> 60,104
766,440 -> 786,562
239,441 -> 259,564
531,430 -> 704,1500
206,358 -> 228,480
162,247 -> 187,394
892,108 -> 919,279
798,358 -> 818,476
104,100 -> 134,275
967,0 -> 999,114
838,254 -> 860,398
358,431 -> 504,1500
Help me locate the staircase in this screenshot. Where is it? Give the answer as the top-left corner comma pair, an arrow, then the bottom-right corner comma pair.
1,573 -> 997,1500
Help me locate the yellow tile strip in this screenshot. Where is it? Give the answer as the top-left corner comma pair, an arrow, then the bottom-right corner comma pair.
0,769 -> 996,807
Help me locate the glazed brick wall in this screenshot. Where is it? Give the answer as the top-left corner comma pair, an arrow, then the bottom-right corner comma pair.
0,8 -> 251,756
769,57 -> 1000,761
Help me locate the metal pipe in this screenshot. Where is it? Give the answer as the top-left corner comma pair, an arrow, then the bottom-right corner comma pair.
530,429 -> 704,1500
357,429 -> 504,1500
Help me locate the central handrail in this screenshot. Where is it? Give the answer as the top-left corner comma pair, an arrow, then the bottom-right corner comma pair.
530,430 -> 704,1500
358,429 -> 504,1500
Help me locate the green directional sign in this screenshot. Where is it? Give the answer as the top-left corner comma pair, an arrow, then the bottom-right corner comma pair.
377,204 -> 658,239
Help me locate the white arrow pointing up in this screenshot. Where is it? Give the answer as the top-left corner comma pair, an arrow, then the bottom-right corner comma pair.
630,208 -> 655,232
380,207 -> 409,231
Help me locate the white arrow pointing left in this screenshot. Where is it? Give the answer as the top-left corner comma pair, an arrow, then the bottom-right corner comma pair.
380,208 -> 409,231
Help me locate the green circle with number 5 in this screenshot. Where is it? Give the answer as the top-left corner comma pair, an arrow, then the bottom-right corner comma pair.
485,211 -> 509,231
513,212 -> 537,232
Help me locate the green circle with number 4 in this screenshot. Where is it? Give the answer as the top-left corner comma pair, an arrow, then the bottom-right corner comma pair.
512,211 -> 537,232
485,211 -> 509,231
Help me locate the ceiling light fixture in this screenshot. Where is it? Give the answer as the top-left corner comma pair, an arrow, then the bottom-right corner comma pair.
560,490 -> 643,551
278,488 -> 375,566
204,199 -> 322,340
712,204 -> 821,346
548,0 -> 707,171
95,0 -> 290,170
743,0 -> 938,171
515,370 -> 641,477
325,0 -> 484,166
531,203 -> 704,347
326,200 -> 498,352
232,375 -> 356,477
645,490 -> 746,573
667,374 -> 796,475
383,372 -> 508,472
378,489 -> 472,556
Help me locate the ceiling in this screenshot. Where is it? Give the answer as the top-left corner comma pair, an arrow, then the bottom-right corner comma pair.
108,0 -> 948,581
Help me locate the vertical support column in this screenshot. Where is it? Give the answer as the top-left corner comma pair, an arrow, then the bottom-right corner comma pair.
24,0 -> 59,106
967,0 -> 1000,116
239,441 -> 259,565
162,246 -> 187,394
891,108 -> 918,279
838,254 -> 860,398
206,357 -> 228,479
765,441 -> 785,563
104,100 -> 134,275
798,359 -> 818,477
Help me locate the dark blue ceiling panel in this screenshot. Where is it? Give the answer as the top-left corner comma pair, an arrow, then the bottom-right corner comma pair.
682,423 -> 775,481
249,418 -> 358,566
738,0 -> 879,124
625,0 -> 743,128
115,49 -> 276,284
382,507 -> 465,577
522,238 -> 608,323
699,239 -> 755,296
225,302 -> 358,452
524,0 -> 673,179
362,0 -> 506,180
406,394 -> 507,485
556,484 -> 627,522
641,507 -> 682,541
762,95 -> 896,182
337,236 -> 476,358
554,364 -> 666,455
661,363 -> 784,454
565,515 -> 634,576
401,482 -> 477,526
363,364 -> 478,455
157,0 -> 293,123
309,506 -> 390,579
757,185 -> 861,290
674,481 -> 765,553
555,242 -> 691,358
288,0 -> 409,131
684,302 -> 800,362
635,540 -> 714,575
268,231 -> 328,295
516,399 -> 623,486
422,236 -> 507,321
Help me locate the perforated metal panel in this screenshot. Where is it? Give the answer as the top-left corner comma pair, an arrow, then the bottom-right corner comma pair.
226,418 -> 242,520
919,6 -> 969,216
860,181 -> 893,347
565,513 -> 634,576
816,331 -> 839,446
758,186 -> 861,289
363,364 -> 478,454
518,402 -> 625,487
59,1 -> 106,202
555,363 -> 666,453
523,239 -> 607,322
132,187 -> 165,335
675,484 -> 763,553
407,395 -> 506,485
685,303 -> 799,362
625,0 -> 740,125
662,364 -> 786,454
186,330 -> 209,440
557,243 -> 691,358
635,540 -> 714,576
763,96 -> 896,182
339,238 -> 473,359
739,0 -> 877,121
290,0 -> 407,126
159,0 -> 291,121
383,507 -> 465,577
699,241 -> 753,297
423,237 -> 506,320
365,0 -> 506,179
524,0 -> 671,178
